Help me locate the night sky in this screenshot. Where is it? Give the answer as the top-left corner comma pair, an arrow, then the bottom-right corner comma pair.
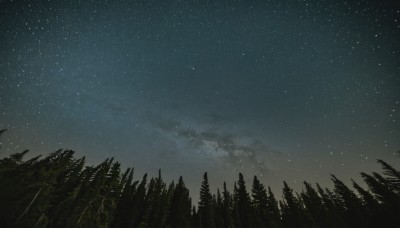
1,0 -> 400,198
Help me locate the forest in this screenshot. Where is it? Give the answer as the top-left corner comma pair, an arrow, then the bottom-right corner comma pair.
0,129 -> 399,228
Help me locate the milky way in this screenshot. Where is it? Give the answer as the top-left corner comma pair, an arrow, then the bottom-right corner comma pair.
1,0 -> 399,198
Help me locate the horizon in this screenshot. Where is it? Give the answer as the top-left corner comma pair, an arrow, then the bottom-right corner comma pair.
0,128 -> 399,205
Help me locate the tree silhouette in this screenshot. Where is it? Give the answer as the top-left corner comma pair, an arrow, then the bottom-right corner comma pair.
0,130 -> 400,228
280,181 -> 316,228
251,176 -> 269,227
168,176 -> 191,228
221,182 -> 234,228
198,172 -> 214,228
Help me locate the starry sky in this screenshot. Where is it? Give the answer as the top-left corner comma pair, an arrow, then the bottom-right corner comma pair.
1,0 -> 400,197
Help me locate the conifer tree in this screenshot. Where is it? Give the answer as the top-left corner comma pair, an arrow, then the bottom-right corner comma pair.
330,175 -> 368,227
267,186 -> 281,227
168,176 -> 192,228
361,172 -> 400,227
236,173 -> 253,228
251,176 -> 269,227
352,180 -> 380,227
116,173 -> 148,228
2,130 -> 400,228
191,206 -> 200,228
139,170 -> 172,228
213,189 -> 224,228
377,159 -> 400,194
198,172 -> 215,228
301,181 -> 330,228
111,169 -> 138,228
280,181 -> 316,228
222,182 -> 234,228
232,182 -> 241,228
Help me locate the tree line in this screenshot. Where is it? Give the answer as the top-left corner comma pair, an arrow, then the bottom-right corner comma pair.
0,129 -> 399,227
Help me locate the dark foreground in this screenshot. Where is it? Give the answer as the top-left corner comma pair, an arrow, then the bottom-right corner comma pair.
0,130 -> 399,228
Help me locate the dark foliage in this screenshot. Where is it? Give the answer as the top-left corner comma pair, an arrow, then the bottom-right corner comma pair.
0,129 -> 399,227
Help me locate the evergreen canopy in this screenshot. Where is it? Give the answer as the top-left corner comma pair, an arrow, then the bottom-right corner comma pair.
0,130 -> 399,228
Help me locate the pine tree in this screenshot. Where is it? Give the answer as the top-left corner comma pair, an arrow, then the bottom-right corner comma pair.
198,172 -> 215,228
111,168 -> 139,228
64,158 -> 118,227
251,176 -> 269,227
361,172 -> 400,227
301,181 -> 331,228
235,173 -> 253,228
232,182 -> 241,228
114,173 -> 148,228
47,155 -> 86,227
280,181 -> 316,228
191,206 -> 200,228
222,182 -> 234,228
17,150 -> 77,227
0,150 -> 30,226
330,175 -> 368,227
267,186 -> 281,228
377,159 -> 400,194
315,184 -> 346,228
168,176 -> 192,228
2,131 -> 400,228
213,189 -> 224,228
139,170 -> 172,228
352,180 -> 380,227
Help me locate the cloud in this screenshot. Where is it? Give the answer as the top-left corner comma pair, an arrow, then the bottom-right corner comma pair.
155,118 -> 282,174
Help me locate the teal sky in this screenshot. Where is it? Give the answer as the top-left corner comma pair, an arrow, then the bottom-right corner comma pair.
1,0 -> 399,198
